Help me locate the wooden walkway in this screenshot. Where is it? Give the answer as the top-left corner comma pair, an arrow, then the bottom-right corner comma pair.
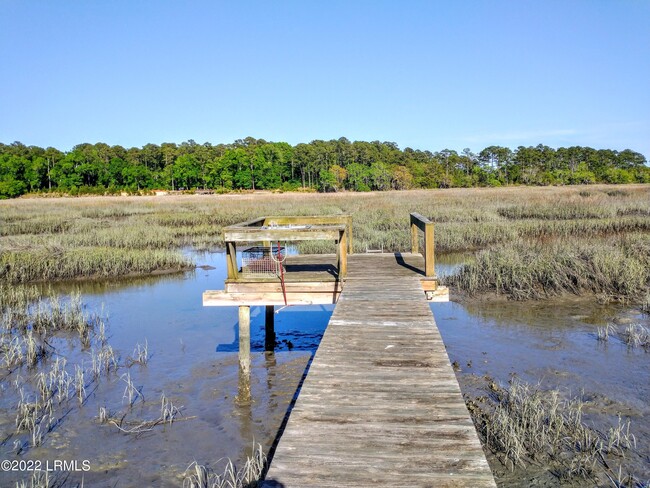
263,253 -> 496,487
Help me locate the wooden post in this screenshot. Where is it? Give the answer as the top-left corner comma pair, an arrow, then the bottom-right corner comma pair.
411,222 -> 419,254
338,230 -> 348,277
238,305 -> 251,374
226,242 -> 238,280
237,305 -> 251,404
346,215 -> 353,255
425,222 -> 435,277
410,212 -> 435,277
265,305 -> 275,351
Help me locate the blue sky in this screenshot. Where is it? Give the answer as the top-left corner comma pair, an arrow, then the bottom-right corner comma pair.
1,1 -> 649,157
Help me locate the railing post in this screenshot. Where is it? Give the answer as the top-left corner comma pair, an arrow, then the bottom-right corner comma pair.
226,241 -> 238,280
424,222 -> 434,277
411,220 -> 419,255
347,215 -> 353,255
410,212 -> 435,278
338,229 -> 348,277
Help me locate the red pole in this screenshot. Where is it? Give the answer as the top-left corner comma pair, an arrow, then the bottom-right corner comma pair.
277,242 -> 287,306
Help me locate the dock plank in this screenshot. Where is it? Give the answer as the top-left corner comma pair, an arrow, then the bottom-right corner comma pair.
263,253 -> 495,487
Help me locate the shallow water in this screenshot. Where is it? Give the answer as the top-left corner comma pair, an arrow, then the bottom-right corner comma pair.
434,298 -> 650,483
0,251 -> 326,487
1,251 -> 648,486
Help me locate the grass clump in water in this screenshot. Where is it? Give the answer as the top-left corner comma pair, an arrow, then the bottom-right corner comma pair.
183,443 -> 266,488
598,323 -> 650,349
467,379 -> 640,484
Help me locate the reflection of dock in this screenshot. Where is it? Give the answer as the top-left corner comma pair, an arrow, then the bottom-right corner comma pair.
203,215 -> 495,487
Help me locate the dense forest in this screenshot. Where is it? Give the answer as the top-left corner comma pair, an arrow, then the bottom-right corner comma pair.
0,137 -> 648,198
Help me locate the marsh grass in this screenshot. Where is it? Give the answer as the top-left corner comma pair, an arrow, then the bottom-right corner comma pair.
595,323 -> 650,350
605,467 -> 650,488
447,236 -> 650,301
74,364 -> 86,404
620,324 -> 650,349
160,393 -> 183,425
98,406 -> 110,424
467,379 -> 639,484
14,469 -> 54,488
0,284 -> 41,312
183,443 -> 266,488
597,323 -> 617,342
0,247 -> 193,284
0,216 -> 71,236
121,372 -> 144,407
1,185 -> 648,300
90,343 -> 118,378
0,185 -> 647,311
1,293 -> 105,373
1,289 -> 117,453
2,289 -> 178,481
496,202 -> 615,220
126,340 -> 149,367
63,224 -> 176,249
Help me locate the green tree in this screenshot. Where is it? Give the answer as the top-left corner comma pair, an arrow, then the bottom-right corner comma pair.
122,164 -> 153,190
346,162 -> 370,191
319,169 -> 338,192
369,161 -> 391,190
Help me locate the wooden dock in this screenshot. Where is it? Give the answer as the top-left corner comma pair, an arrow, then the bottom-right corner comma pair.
203,214 -> 494,486
262,253 -> 495,487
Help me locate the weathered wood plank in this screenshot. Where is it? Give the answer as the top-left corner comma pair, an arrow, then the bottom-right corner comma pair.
203,290 -> 340,306
225,281 -> 342,294
262,215 -> 353,254
263,253 -> 495,487
224,225 -> 345,242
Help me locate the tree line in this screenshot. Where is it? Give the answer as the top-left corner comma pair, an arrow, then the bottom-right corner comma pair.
0,137 -> 648,198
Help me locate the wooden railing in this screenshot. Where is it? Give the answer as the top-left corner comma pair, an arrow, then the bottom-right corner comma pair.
410,212 -> 435,277
262,215 -> 353,255
222,215 -> 352,280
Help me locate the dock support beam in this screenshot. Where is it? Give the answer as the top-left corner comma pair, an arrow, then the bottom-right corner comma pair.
265,305 -> 276,351
237,305 -> 251,404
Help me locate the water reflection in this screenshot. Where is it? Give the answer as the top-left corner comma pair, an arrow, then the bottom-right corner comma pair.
216,305 -> 333,353
434,251 -> 475,277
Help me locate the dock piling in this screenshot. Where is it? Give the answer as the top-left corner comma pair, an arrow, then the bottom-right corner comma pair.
236,305 -> 251,404
265,305 -> 276,351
